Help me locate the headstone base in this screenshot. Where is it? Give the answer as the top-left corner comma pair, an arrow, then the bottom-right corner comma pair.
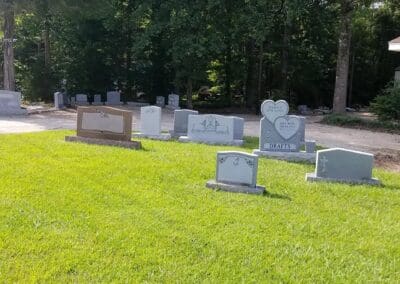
206,180 -> 265,195
165,105 -> 181,110
179,136 -> 244,146
0,108 -> 27,116
65,136 -> 141,150
127,102 -> 150,107
169,130 -> 186,138
253,150 -> 316,163
132,133 -> 171,141
305,173 -> 381,186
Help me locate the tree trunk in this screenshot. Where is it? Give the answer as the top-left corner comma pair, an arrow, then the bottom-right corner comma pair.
281,2 -> 291,102
245,38 -> 259,110
186,77 -> 193,109
333,1 -> 353,114
3,0 -> 16,91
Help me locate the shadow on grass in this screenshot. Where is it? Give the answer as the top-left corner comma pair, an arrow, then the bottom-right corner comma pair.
264,191 -> 292,201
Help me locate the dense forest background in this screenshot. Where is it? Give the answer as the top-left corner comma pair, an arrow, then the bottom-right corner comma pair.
1,0 -> 400,111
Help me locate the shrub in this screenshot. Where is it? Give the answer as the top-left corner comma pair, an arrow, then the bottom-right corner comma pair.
371,82 -> 400,122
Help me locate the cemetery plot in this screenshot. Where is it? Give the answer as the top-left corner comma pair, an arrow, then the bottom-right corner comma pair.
306,148 -> 381,185
206,151 -> 265,195
65,106 -> 141,149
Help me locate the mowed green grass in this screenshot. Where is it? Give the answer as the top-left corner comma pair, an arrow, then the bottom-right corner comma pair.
0,131 -> 399,283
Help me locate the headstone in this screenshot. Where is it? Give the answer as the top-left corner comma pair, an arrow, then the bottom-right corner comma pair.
170,109 -> 199,137
179,114 -> 243,146
305,140 -> 316,153
232,116 -> 245,140
54,92 -> 65,109
132,106 -> 171,140
92,94 -> 103,106
0,90 -> 27,115
76,94 -> 89,105
70,97 -> 76,107
156,96 -> 165,108
306,148 -> 380,185
65,106 -> 141,149
253,100 -> 316,163
105,91 -> 123,105
166,94 -> 180,110
206,151 -> 265,195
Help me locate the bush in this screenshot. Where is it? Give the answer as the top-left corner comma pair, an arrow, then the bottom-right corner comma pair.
371,82 -> 400,122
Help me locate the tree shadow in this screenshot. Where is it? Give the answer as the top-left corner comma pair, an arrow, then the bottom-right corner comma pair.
263,191 -> 292,201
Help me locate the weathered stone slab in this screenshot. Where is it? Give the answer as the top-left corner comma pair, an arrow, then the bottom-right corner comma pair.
0,90 -> 27,115
65,136 -> 141,149
170,109 -> 199,137
75,106 -> 133,141
132,106 -> 171,140
166,94 -> 180,110
206,151 -> 265,195
105,91 -> 123,105
179,114 -> 243,145
54,92 -> 65,109
306,148 -> 380,185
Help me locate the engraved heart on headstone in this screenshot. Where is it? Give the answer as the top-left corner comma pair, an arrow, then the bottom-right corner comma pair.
261,100 -> 289,123
274,116 -> 300,140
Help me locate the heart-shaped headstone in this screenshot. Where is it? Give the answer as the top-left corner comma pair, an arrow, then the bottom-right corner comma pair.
274,116 -> 300,140
261,100 -> 289,123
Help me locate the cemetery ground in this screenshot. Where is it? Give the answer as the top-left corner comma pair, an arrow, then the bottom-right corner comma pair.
0,131 -> 399,282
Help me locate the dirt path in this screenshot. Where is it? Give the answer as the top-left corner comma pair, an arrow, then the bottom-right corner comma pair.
1,108 -> 399,169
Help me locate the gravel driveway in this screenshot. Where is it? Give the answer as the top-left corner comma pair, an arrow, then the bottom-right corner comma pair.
1,108 -> 399,156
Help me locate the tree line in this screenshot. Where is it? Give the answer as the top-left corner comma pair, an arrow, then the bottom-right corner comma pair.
1,0 -> 399,113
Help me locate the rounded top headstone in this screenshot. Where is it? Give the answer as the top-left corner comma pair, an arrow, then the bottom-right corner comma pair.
261,100 -> 289,123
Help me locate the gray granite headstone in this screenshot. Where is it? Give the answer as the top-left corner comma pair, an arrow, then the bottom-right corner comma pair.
306,148 -> 380,185
92,94 -> 103,105
0,90 -> 27,115
206,151 -> 265,195
259,115 -> 302,152
166,94 -> 180,110
106,91 -> 123,105
156,96 -> 165,107
232,117 -> 244,140
171,109 -> 199,137
76,94 -> 89,105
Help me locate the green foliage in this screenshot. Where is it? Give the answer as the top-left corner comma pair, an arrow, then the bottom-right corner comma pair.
4,0 -> 400,109
0,131 -> 399,282
371,82 -> 400,122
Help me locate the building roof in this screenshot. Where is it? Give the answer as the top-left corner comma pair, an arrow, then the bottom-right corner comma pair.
389,36 -> 400,52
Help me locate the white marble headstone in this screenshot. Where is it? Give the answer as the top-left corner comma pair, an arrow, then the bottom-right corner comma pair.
140,106 -> 162,136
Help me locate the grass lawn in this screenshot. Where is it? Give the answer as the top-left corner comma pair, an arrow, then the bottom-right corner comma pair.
0,131 -> 399,282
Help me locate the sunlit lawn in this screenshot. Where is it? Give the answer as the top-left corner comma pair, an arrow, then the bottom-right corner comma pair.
0,131 -> 399,282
